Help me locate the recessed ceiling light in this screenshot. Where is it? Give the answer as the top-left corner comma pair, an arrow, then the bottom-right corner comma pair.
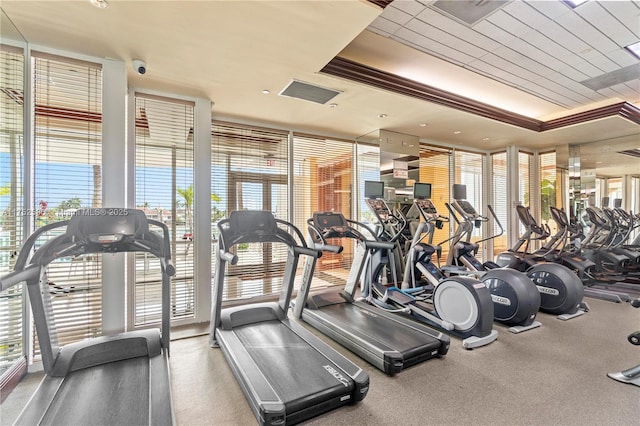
378,114 -> 387,118
261,89 -> 270,95
453,130 -> 462,134
419,123 -> 427,127
89,0 -> 108,8
328,103 -> 338,108
625,42 -> 640,60
482,137 -> 490,141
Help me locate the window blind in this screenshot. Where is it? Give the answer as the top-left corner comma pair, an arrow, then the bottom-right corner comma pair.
211,121 -> 289,302
355,143 -> 380,223
420,146 -> 452,258
31,52 -> 102,356
134,94 -> 195,326
292,133 -> 354,290
539,151 -> 557,235
595,177 -> 605,207
607,177 -> 623,203
518,152 -> 534,239
491,152 -> 508,257
0,45 -> 25,376
454,150 -> 484,260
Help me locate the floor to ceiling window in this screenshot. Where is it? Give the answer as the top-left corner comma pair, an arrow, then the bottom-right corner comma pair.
211,122 -> 289,302
420,146 -> 452,258
454,150 -> 484,260
491,152 -> 508,256
31,52 -> 103,356
0,44 -> 25,389
292,133 -> 355,289
539,151 -> 557,235
518,151 -> 534,246
134,94 -> 195,326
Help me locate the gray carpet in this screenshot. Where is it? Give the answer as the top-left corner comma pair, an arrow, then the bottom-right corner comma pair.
3,297 -> 639,425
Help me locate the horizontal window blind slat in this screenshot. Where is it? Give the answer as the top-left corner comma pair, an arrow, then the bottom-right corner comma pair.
135,95 -> 195,326
30,54 -> 103,358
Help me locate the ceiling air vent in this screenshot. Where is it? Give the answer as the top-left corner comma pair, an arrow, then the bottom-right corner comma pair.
431,0 -> 509,26
279,80 -> 341,105
617,148 -> 640,158
580,65 -> 640,91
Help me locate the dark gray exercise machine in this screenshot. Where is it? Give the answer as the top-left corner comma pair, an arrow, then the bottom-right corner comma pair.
209,210 -> 369,425
607,298 -> 640,387
444,184 -> 542,333
0,208 -> 175,425
292,211 -> 450,374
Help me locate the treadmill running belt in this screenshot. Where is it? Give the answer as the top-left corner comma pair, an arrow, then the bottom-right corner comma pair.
234,321 -> 352,414
40,357 -> 150,426
318,303 -> 443,358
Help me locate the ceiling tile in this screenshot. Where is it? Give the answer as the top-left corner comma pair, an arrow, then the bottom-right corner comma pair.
526,0 -> 573,20
388,0 -> 427,17
555,7 -> 620,54
576,1 -> 639,48
378,5 -> 414,26
580,49 -> 626,74
599,1 -> 640,38
502,1 -> 552,29
368,17 -> 402,36
392,27 -> 475,65
415,7 -> 502,51
486,9 -> 537,39
473,20 -> 517,46
403,19 -> 487,59
605,48 -> 639,69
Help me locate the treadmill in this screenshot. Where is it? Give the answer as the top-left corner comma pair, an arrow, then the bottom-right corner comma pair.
209,210 -> 369,426
292,211 -> 450,376
0,208 -> 175,425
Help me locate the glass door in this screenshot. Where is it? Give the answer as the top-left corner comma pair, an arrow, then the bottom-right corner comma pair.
225,172 -> 287,299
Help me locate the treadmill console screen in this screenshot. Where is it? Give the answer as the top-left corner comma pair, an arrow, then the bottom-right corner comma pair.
364,181 -> 384,199
313,212 -> 347,230
413,182 -> 432,200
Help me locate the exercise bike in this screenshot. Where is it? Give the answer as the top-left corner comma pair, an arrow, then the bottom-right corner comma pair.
443,184 -> 542,333
495,203 -> 589,320
363,181 -> 498,349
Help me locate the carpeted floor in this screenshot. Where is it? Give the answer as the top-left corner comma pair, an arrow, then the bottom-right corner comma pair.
3,297 -> 639,425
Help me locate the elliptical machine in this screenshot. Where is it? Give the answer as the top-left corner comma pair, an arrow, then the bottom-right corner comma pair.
443,184 -> 541,333
607,298 -> 640,386
363,181 -> 498,349
495,203 -> 589,320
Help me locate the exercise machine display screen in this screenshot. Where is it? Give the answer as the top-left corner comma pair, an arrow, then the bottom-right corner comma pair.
413,183 -> 432,200
415,199 -> 438,216
313,212 -> 347,229
364,181 -> 384,199
452,184 -> 467,200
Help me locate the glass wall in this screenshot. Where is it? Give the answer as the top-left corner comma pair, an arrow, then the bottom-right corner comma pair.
606,177 -> 623,205
539,151 -> 557,234
134,94 -> 195,325
0,44 -> 24,379
211,122 -> 289,302
454,150 -> 484,259
31,53 -> 103,356
292,134 -> 354,289
491,152 -> 508,256
421,146 -> 452,258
